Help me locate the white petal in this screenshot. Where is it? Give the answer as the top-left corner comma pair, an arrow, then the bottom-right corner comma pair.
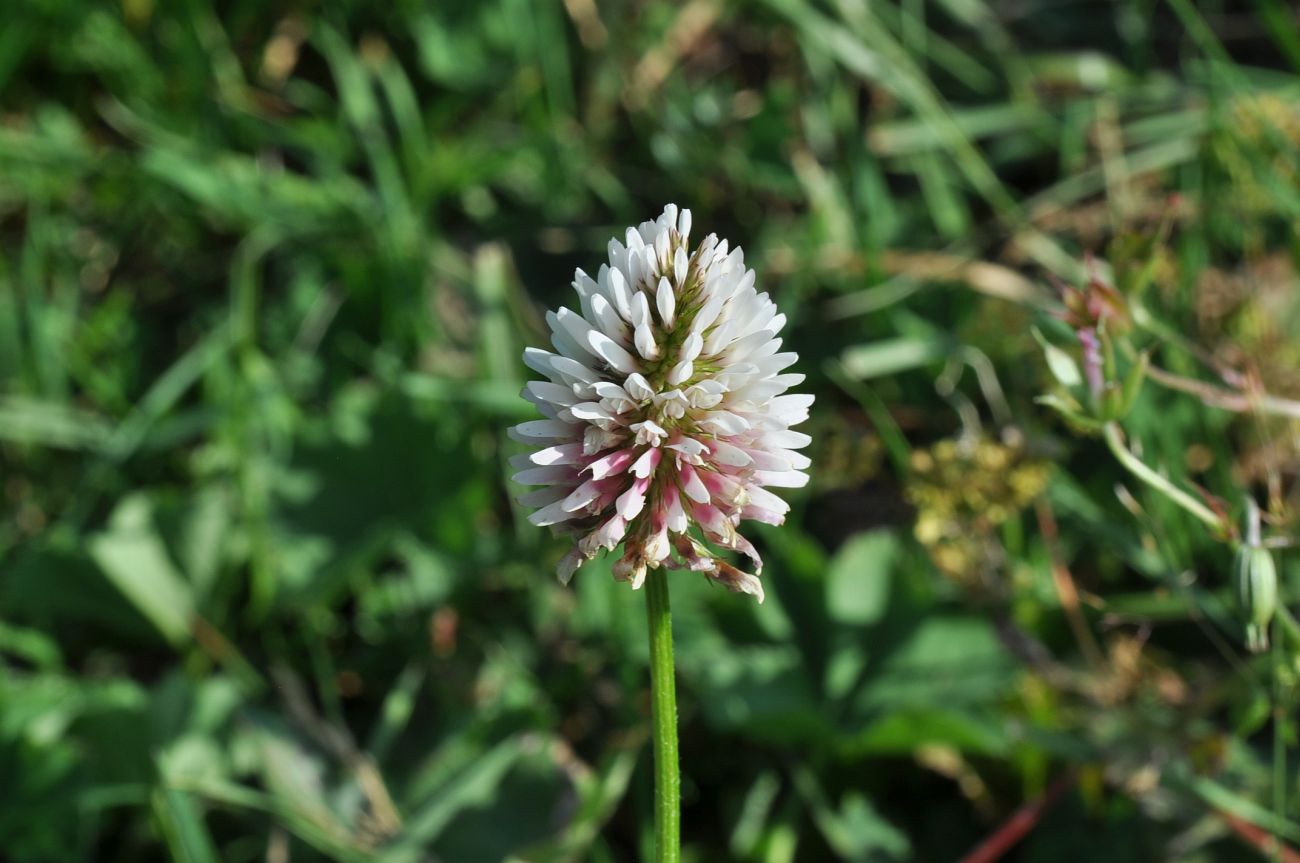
767,394 -> 814,424
633,322 -> 659,360
604,265 -> 633,320
509,420 -> 577,442
524,381 -> 578,407
517,485 -> 568,507
562,480 -> 604,512
698,411 -> 750,435
512,465 -> 575,485
762,429 -> 812,449
673,247 -> 688,286
679,332 -> 704,363
624,373 -> 655,401
527,443 -> 584,466
709,440 -> 752,466
678,208 -> 692,239
630,291 -> 651,327
529,500 -> 578,526
590,294 -> 630,344
666,360 -> 693,386
586,330 -> 640,373
656,277 -> 676,328
755,469 -> 809,488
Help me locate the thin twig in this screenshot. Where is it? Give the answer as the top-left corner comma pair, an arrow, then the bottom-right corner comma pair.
957,773 -> 1075,863
1146,365 -> 1300,421
1102,422 -> 1227,533
1035,499 -> 1106,669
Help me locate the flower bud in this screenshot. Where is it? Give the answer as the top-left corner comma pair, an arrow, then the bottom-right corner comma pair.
1235,543 -> 1278,653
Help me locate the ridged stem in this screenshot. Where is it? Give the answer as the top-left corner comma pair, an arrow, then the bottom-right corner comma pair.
645,567 -> 680,862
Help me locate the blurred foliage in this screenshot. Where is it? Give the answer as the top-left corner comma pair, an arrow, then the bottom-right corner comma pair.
1,0 -> 1299,861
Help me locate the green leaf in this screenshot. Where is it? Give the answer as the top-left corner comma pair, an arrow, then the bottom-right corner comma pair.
151,788 -> 220,863
1032,327 -> 1082,387
826,531 -> 898,626
89,496 -> 194,647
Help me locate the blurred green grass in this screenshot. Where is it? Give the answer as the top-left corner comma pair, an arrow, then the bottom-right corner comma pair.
2,1 -> 1300,861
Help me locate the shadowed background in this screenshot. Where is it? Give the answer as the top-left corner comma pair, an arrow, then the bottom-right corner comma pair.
2,1 -> 1300,861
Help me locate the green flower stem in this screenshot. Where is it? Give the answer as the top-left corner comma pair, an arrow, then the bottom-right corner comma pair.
645,566 -> 680,863
1101,422 -> 1226,533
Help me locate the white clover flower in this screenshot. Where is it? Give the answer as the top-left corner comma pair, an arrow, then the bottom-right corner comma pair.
510,204 -> 812,602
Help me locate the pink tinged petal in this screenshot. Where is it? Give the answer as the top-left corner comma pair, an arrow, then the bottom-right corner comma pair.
656,276 -> 676,328
671,534 -> 717,572
644,524 -> 671,565
529,500 -> 579,526
754,469 -> 809,488
556,549 -> 585,585
698,412 -> 750,435
708,440 -> 752,467
745,485 -> 790,516
587,330 -> 640,373
729,533 -> 764,572
680,464 -> 711,504
613,553 -> 647,590
616,476 -> 651,520
690,502 -> 732,540
581,514 -> 628,554
660,485 -> 688,533
741,503 -> 786,526
509,420 -> 578,443
708,561 -> 765,603
624,373 -> 655,401
700,470 -> 744,505
586,448 -> 637,480
630,447 -> 662,479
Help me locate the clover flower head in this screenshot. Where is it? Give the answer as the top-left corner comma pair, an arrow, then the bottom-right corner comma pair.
510,205 -> 812,602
